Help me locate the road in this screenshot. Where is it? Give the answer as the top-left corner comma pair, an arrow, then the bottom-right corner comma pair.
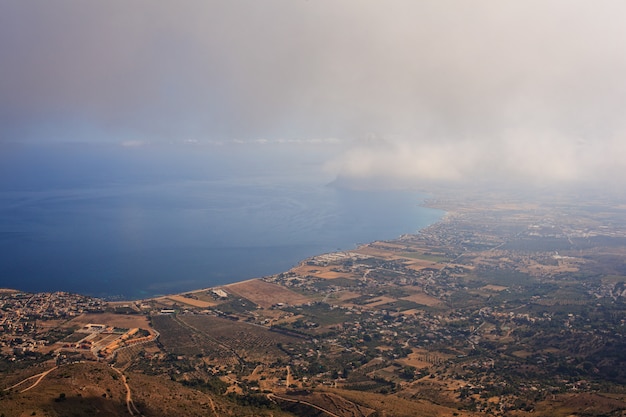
5,363 -> 143,416
268,393 -> 342,417
207,396 -> 219,417
111,366 -> 143,416
3,366 -> 59,393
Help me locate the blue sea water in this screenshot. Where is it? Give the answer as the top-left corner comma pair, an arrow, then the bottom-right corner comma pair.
0,143 -> 443,299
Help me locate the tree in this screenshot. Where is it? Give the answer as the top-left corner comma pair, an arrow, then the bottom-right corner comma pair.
401,365 -> 416,380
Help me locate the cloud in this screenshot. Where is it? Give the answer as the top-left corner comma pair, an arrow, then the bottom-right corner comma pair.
329,129 -> 626,188
1,0 -> 626,185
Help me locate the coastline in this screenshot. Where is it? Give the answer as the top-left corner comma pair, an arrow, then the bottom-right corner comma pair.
6,189 -> 626,416
140,202 -> 448,304
1,189 -> 446,302
1,182 -> 443,300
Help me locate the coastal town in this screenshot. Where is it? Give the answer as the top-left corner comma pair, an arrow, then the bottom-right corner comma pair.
1,196 -> 626,416
0,291 -> 106,358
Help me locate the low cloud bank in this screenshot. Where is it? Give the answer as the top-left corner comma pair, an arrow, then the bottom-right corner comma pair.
328,130 -> 626,188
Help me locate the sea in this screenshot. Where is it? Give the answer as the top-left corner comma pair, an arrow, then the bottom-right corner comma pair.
0,143 -> 443,300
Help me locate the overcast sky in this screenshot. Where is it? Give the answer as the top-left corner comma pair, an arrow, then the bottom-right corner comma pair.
1,0 -> 625,187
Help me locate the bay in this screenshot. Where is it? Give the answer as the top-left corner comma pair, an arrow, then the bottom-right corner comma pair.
0,143 -> 443,299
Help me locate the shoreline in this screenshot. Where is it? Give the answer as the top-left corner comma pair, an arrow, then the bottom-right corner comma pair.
139,207 -> 448,303
4,197 -> 447,303
135,208 -> 449,304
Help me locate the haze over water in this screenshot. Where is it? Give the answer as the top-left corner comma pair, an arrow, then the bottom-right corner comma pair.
0,144 -> 442,300
1,2 -> 625,299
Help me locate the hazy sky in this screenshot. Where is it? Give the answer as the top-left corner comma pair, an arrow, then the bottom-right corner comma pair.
1,1 -> 625,187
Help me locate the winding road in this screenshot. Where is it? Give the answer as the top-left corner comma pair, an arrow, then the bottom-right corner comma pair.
267,393 -> 341,417
5,362 -> 143,416
111,366 -> 143,416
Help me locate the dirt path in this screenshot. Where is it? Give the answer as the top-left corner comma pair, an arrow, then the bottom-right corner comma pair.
6,364 -> 144,416
3,366 -> 59,393
207,396 -> 219,417
268,393 -> 342,417
112,366 -> 143,416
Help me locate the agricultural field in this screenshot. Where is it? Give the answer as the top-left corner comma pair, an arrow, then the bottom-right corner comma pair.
62,312 -> 151,330
180,314 -> 305,363
225,279 -> 311,308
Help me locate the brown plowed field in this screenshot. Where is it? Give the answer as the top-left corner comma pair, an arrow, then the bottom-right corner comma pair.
225,279 -> 311,308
